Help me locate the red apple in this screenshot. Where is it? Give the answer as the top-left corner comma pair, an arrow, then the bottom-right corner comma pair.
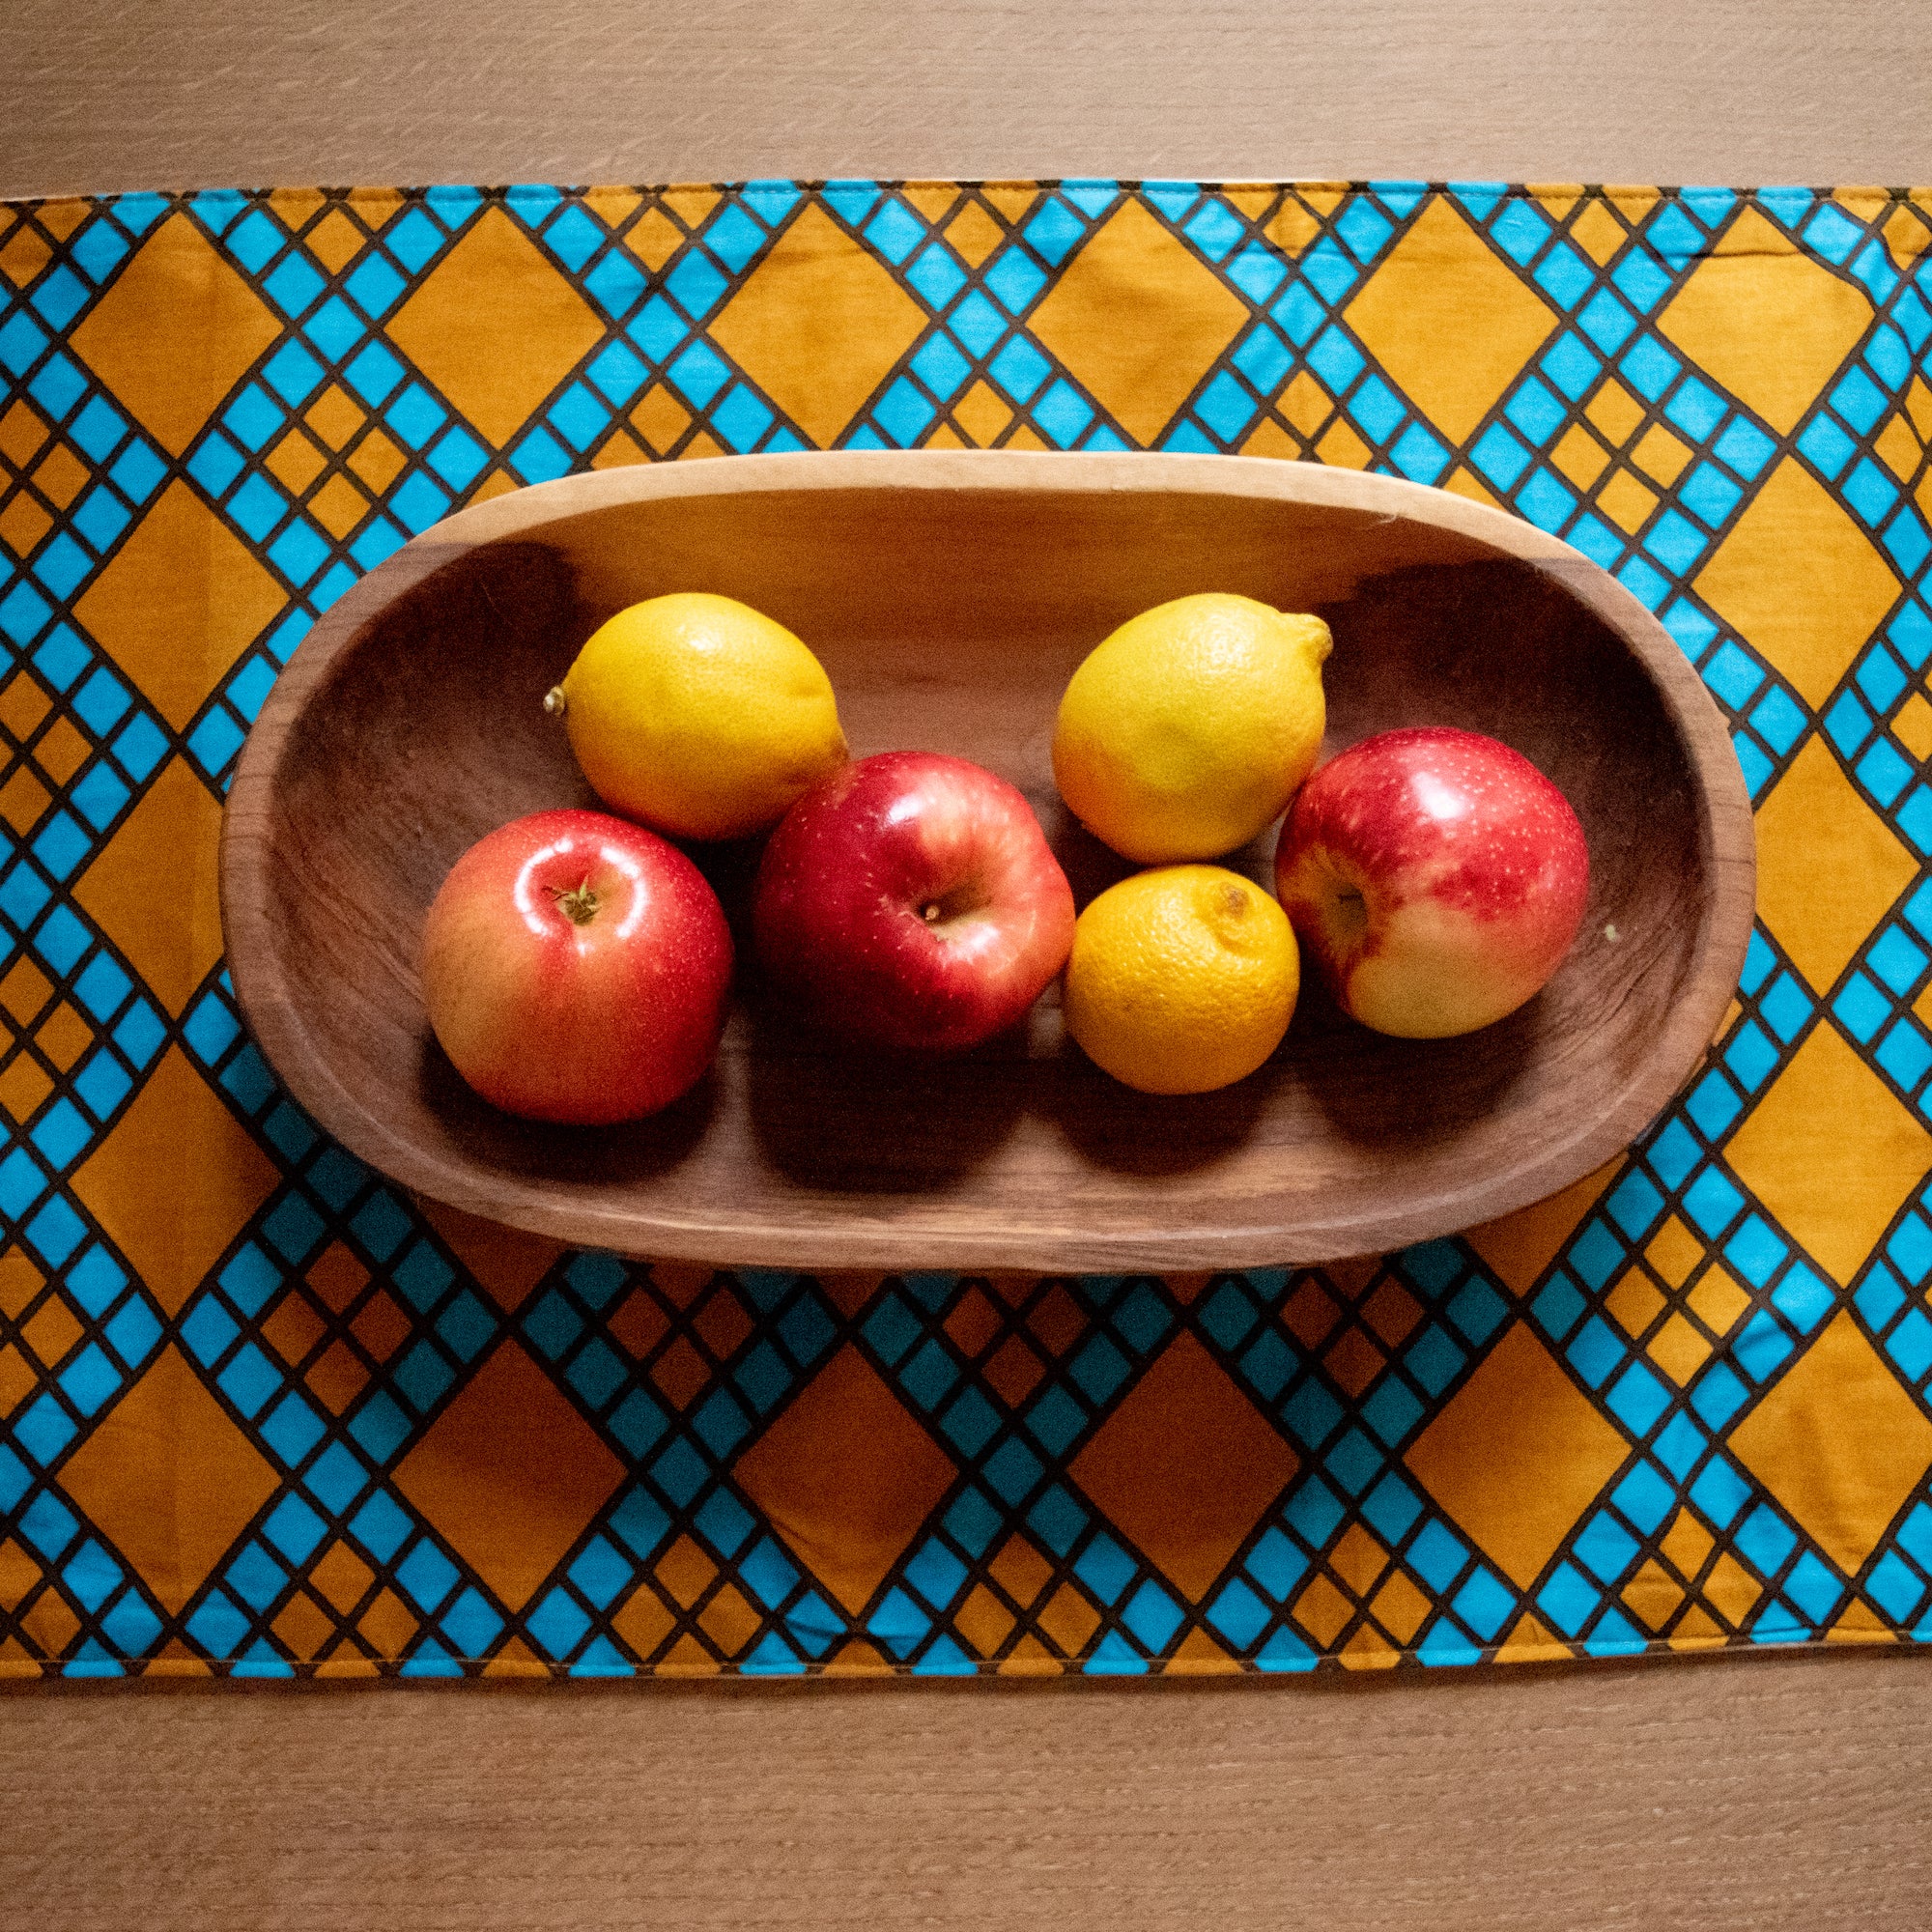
1274,727 -> 1589,1038
423,808 -> 733,1122
753,751 -> 1076,1053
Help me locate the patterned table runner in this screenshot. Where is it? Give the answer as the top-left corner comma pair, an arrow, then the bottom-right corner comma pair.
2,181 -> 1931,1677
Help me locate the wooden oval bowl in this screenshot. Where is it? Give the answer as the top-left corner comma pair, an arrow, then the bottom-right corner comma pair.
221,451 -> 1754,1272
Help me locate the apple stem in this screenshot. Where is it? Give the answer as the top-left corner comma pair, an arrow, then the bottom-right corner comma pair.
543,686 -> 567,718
551,876 -> 600,926
922,903 -> 941,923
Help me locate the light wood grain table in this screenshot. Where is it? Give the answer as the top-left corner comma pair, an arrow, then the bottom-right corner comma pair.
8,3 -> 1932,1923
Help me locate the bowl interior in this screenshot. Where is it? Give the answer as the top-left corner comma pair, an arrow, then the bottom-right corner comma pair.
249,474 -> 1719,1269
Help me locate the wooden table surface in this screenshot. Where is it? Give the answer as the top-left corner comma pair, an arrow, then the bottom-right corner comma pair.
7,2 -> 1932,1923
6,1654 -> 1930,1927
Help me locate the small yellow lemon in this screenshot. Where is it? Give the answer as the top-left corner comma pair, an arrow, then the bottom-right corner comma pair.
1052,592 -> 1332,863
1063,866 -> 1298,1094
548,593 -> 847,840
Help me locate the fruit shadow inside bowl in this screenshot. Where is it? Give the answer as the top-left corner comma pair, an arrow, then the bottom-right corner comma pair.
740,994 -> 1033,1194
413,1029 -> 720,1182
1283,967 -> 1541,1148
1041,1040 -> 1279,1177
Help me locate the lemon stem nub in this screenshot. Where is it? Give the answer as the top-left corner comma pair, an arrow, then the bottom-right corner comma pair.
543,685 -> 567,718
552,877 -> 599,926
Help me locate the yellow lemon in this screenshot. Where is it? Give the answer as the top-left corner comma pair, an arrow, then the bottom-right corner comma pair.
548,592 -> 847,840
1052,592 -> 1332,863
1063,866 -> 1298,1094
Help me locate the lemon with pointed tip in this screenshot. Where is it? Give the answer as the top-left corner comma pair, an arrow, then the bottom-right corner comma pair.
1063,866 -> 1298,1094
547,593 -> 847,841
1053,592 -> 1332,863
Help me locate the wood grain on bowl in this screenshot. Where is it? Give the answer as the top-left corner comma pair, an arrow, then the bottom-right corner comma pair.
219,451 -> 1754,1272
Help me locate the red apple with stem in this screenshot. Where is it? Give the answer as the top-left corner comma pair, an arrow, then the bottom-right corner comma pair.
753,751 -> 1076,1053
423,808 -> 733,1122
1274,726 -> 1589,1038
